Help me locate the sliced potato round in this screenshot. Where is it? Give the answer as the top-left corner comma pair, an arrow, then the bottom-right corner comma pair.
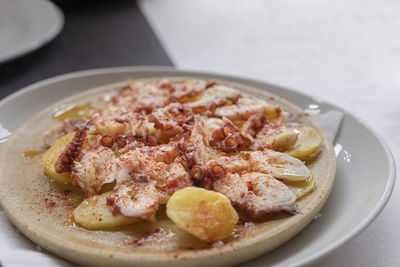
72,192 -> 139,230
166,187 -> 238,242
42,132 -> 75,183
301,145 -> 322,163
286,127 -> 322,162
284,175 -> 316,199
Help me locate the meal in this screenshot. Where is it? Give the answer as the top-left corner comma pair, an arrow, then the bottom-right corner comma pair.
0,78 -> 336,266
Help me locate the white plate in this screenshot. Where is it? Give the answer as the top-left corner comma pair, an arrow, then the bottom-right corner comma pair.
0,0 -> 64,64
0,67 -> 395,266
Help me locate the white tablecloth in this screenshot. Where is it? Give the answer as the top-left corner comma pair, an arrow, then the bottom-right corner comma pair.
138,0 -> 399,266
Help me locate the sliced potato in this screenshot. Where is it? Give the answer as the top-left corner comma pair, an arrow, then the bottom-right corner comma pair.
72,192 -> 139,230
166,187 -> 238,242
302,145 -> 322,163
42,132 -> 75,183
286,127 -> 322,162
284,175 -> 316,199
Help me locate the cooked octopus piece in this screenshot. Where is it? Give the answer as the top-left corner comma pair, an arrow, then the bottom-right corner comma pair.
100,79 -> 137,107
71,145 -> 119,197
87,106 -> 155,139
215,97 -> 281,121
117,145 -> 192,198
158,79 -> 212,100
202,117 -> 227,141
130,81 -> 175,112
201,117 -> 245,152
250,122 -> 298,151
148,103 -> 193,136
242,150 -> 310,181
106,181 -> 159,222
240,113 -> 266,141
55,127 -> 87,173
184,117 -> 224,166
204,155 -> 249,174
186,85 -> 241,113
200,150 -> 309,183
161,157 -> 192,196
214,172 -> 297,218
103,80 -> 175,112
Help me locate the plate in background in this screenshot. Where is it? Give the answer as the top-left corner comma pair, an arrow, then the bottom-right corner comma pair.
0,0 -> 64,64
0,67 -> 395,266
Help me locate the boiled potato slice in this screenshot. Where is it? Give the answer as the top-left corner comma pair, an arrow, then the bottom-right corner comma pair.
42,132 -> 75,183
166,187 -> 238,242
72,192 -> 139,230
301,145 -> 322,163
284,175 -> 316,199
286,127 -> 322,162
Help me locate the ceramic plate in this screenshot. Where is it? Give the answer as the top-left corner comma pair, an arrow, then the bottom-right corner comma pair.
0,0 -> 64,64
0,67 -> 395,266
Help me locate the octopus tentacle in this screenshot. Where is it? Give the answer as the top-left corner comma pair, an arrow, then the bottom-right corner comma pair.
55,127 -> 87,173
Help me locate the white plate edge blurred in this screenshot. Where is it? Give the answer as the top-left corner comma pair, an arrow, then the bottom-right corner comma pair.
0,0 -> 64,64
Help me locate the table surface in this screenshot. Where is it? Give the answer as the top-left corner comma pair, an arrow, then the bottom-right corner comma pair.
1,0 -> 399,266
